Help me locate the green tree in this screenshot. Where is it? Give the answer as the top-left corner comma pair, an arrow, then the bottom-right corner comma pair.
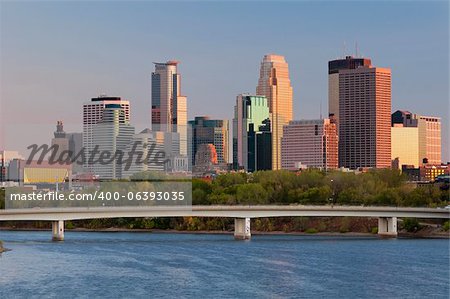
252,170 -> 296,203
208,193 -> 236,205
336,188 -> 364,205
402,218 -> 421,232
295,169 -> 326,189
296,186 -> 332,205
443,221 -> 450,231
213,172 -> 247,188
192,189 -> 208,205
192,179 -> 212,194
403,186 -> 441,207
372,168 -> 405,188
236,183 -> 268,204
370,188 -> 402,206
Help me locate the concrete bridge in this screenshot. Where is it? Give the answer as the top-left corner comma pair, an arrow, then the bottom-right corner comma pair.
0,205 -> 448,241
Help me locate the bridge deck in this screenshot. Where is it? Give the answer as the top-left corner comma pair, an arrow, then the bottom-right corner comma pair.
0,205 -> 448,221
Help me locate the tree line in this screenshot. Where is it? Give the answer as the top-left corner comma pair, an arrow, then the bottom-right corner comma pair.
193,169 -> 449,207
0,169 -> 448,233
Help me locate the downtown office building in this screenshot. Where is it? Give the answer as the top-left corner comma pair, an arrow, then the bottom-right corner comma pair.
82,96 -> 130,171
233,94 -> 272,172
188,116 -> 229,171
281,118 -> 338,171
151,60 -> 187,157
329,57 -> 392,169
256,54 -> 293,170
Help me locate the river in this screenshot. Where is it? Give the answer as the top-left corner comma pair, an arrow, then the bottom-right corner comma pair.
0,231 -> 448,298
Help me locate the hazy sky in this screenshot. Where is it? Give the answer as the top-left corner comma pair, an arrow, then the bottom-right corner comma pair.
1,1 -> 449,161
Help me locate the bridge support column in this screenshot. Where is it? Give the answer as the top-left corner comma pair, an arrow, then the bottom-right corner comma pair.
378,217 -> 397,238
52,220 -> 64,241
234,218 -> 251,240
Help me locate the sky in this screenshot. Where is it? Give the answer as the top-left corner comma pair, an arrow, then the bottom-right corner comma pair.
0,0 -> 449,161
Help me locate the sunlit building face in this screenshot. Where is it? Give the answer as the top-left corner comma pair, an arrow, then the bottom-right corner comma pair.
256,54 -> 293,170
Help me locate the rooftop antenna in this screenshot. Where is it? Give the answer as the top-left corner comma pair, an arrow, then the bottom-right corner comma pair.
355,41 -> 359,58
320,101 -> 323,120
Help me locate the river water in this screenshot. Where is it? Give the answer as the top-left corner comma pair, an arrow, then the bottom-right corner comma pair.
0,231 -> 448,298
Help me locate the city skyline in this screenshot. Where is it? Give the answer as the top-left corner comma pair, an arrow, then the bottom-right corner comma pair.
0,1 -> 448,161
1,3 -> 449,298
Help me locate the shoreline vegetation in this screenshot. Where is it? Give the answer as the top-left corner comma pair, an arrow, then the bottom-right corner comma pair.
0,240 -> 10,253
1,217 -> 448,238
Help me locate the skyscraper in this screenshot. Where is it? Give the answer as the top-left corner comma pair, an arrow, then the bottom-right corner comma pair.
255,118 -> 272,171
337,63 -> 391,169
392,110 -> 441,165
92,104 -> 135,179
256,54 -> 293,170
328,56 -> 372,126
151,61 -> 187,156
281,118 -> 338,170
83,95 -> 130,170
233,94 -> 271,172
391,124 -> 419,168
0,150 -> 23,182
188,116 -> 229,170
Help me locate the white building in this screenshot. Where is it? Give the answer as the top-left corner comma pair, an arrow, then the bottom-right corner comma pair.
92,104 -> 134,179
83,95 -> 130,171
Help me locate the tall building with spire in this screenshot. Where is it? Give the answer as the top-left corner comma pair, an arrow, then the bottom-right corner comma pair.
151,60 -> 187,156
256,54 -> 293,170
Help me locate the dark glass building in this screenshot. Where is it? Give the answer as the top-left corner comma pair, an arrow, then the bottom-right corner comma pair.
328,56 -> 372,74
256,119 -> 272,171
188,116 -> 229,170
233,94 -> 272,172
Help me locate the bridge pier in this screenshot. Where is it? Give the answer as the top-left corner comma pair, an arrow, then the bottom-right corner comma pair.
378,217 -> 397,238
52,220 -> 64,241
234,218 -> 251,240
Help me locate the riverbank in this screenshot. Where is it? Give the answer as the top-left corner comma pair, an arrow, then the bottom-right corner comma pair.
0,240 -> 11,253
1,216 -> 448,238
